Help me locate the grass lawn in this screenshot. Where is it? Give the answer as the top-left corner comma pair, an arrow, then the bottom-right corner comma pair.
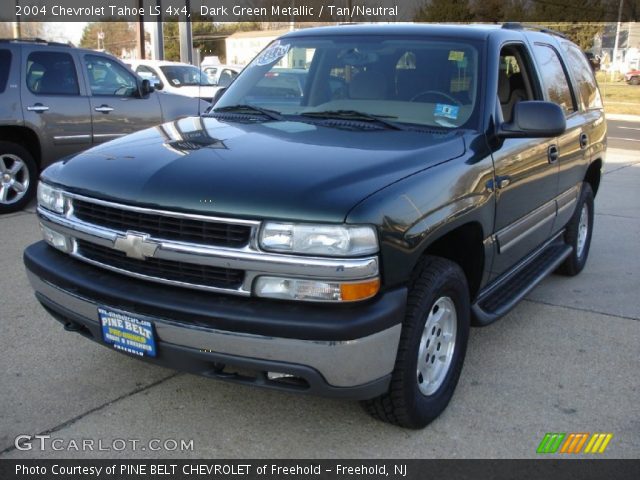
595,72 -> 640,115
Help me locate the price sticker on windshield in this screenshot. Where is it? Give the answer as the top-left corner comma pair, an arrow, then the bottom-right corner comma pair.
254,41 -> 291,67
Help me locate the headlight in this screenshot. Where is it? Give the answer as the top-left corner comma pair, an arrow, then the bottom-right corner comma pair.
37,182 -> 65,214
254,276 -> 380,302
259,222 -> 378,257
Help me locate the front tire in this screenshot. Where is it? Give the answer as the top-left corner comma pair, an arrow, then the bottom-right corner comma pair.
363,256 -> 470,428
558,182 -> 594,276
0,142 -> 37,214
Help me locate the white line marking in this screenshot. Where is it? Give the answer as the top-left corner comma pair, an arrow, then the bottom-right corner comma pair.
609,137 -> 640,142
617,126 -> 640,131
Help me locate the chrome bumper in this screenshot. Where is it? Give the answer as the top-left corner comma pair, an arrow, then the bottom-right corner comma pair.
27,271 -> 401,388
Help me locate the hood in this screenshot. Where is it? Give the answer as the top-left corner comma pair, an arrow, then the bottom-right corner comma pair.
43,116 -> 465,223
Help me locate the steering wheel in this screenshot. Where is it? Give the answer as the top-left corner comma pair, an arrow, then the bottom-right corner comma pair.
410,90 -> 462,106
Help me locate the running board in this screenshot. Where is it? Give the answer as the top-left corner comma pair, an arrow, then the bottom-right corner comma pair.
472,236 -> 572,326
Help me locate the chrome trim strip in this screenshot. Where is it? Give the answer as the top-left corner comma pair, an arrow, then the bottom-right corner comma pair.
556,185 -> 580,218
28,272 -> 401,387
64,191 -> 260,227
52,134 -> 91,141
92,133 -> 125,139
496,201 -> 556,254
39,208 -> 379,294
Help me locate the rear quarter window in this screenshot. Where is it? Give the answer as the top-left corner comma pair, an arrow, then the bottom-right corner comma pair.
0,49 -> 11,93
562,43 -> 603,110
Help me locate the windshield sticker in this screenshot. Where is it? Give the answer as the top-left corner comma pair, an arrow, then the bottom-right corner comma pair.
171,78 -> 181,85
448,51 -> 465,62
254,41 -> 290,67
434,104 -> 460,120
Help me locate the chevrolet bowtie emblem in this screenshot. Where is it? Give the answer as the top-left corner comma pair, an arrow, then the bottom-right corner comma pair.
113,232 -> 159,260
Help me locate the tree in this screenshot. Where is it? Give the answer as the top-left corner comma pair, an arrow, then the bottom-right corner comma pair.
415,0 -> 474,22
162,21 -> 262,62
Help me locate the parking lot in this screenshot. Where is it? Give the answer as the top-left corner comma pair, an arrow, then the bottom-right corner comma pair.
1,120 -> 639,459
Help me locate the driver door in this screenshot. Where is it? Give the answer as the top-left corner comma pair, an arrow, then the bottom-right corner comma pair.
82,54 -> 162,145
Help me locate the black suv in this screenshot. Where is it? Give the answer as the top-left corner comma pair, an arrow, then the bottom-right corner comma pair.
24,24 -> 606,428
0,38 -> 206,213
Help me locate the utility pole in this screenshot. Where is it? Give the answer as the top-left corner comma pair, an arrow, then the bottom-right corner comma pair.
611,0 -> 624,81
136,0 -> 145,59
179,0 -> 193,64
13,0 -> 21,39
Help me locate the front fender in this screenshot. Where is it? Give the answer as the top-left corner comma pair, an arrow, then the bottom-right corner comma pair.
346,148 -> 496,289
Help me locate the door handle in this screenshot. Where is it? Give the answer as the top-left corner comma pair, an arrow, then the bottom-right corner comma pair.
94,105 -> 114,113
579,133 -> 589,150
27,103 -> 49,113
548,145 -> 559,164
486,175 -> 511,192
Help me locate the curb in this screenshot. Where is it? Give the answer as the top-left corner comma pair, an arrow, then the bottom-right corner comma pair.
606,113 -> 640,122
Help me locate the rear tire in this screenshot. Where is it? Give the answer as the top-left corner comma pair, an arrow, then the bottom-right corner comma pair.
558,182 -> 594,276
630,76 -> 640,85
362,256 -> 470,429
0,142 -> 37,214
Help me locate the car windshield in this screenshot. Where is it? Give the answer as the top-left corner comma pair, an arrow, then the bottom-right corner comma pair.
159,65 -> 214,87
214,35 -> 482,129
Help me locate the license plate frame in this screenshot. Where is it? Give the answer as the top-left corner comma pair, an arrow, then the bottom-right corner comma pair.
99,307 -> 157,358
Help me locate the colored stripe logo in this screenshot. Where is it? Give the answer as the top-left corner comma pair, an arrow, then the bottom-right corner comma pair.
537,433 -> 613,454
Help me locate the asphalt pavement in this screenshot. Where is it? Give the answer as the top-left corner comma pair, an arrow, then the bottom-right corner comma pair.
0,124 -> 639,459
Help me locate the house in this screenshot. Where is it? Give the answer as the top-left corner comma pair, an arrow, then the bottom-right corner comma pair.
225,29 -> 292,66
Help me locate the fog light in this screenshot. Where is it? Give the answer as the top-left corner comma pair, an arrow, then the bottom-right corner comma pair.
254,276 -> 380,302
40,224 -> 71,252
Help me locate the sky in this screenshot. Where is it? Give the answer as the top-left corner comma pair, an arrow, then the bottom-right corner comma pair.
44,22 -> 87,44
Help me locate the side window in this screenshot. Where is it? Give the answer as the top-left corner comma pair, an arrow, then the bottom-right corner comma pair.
531,44 -> 576,116
26,51 -> 79,96
0,49 -> 11,93
562,43 -> 603,110
497,46 -> 535,122
85,55 -> 138,97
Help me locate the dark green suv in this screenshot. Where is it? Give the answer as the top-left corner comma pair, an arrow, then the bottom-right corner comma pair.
24,24 -> 606,428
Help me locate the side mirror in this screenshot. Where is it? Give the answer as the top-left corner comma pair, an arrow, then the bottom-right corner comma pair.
212,88 -> 226,105
139,79 -> 154,97
499,101 -> 566,138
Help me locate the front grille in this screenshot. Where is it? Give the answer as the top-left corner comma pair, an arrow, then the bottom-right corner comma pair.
77,240 -> 244,290
72,199 -> 251,248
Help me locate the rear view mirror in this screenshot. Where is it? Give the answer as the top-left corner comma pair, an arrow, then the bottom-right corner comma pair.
499,101 -> 566,138
139,79 -> 154,97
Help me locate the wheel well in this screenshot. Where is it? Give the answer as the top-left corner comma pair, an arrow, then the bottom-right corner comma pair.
0,126 -> 42,168
421,222 -> 484,300
585,159 -> 602,196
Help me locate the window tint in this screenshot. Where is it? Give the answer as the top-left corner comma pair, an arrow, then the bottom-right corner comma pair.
532,44 -> 575,115
562,43 -> 603,110
0,49 -> 11,93
85,55 -> 137,96
26,52 -> 79,96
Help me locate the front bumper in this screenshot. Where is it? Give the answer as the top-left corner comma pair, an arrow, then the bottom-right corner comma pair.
24,242 -> 406,399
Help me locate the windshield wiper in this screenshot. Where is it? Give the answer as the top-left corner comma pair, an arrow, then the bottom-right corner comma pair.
299,110 -> 407,130
211,104 -> 283,121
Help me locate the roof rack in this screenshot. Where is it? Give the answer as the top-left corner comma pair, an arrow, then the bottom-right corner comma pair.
0,38 -> 72,47
502,22 -> 568,39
